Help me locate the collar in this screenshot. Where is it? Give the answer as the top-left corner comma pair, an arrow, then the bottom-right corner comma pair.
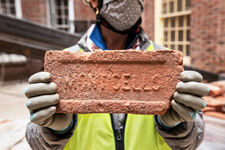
89,24 -> 108,50
77,24 -> 151,52
89,24 -> 140,50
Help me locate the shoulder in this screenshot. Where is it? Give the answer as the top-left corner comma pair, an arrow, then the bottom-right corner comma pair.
63,44 -> 82,52
64,24 -> 96,52
139,29 -> 168,50
152,42 -> 168,50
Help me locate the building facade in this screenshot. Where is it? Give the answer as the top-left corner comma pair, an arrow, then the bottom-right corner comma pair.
0,0 -> 225,77
149,0 -> 225,74
18,0 -> 96,34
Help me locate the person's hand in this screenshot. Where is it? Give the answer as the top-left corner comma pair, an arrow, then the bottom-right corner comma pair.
24,72 -> 73,131
158,71 -> 209,127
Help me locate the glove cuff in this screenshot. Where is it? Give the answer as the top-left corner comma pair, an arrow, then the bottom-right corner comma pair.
51,119 -> 74,134
50,114 -> 76,135
157,115 -> 181,130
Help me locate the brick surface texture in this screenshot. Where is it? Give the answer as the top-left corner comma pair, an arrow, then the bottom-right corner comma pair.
20,0 -> 154,39
142,0 -> 155,40
191,0 -> 225,73
74,0 -> 95,20
44,50 -> 183,115
22,0 -> 47,25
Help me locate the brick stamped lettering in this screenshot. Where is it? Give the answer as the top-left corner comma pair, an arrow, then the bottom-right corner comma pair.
44,50 -> 183,115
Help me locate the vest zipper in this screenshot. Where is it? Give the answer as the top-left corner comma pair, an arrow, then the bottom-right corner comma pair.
110,114 -> 127,150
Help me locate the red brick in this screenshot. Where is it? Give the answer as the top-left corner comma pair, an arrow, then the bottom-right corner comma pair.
205,84 -> 224,97
44,50 -> 183,115
191,0 -> 225,73
203,96 -> 225,107
211,80 -> 225,93
204,112 -> 225,120
203,106 -> 217,112
216,96 -> 225,101
74,0 -> 95,20
17,0 -> 225,74
22,0 -> 47,25
142,0 -> 155,40
211,80 -> 225,87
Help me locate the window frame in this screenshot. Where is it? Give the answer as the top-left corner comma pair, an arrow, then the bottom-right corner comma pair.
48,0 -> 75,33
155,0 -> 191,65
0,0 -> 22,18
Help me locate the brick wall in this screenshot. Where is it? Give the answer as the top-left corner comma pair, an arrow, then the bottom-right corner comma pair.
74,0 -> 95,20
142,0 -> 155,40
191,0 -> 225,73
73,0 -> 96,33
21,0 -> 47,25
21,0 -> 95,27
20,0 -> 154,38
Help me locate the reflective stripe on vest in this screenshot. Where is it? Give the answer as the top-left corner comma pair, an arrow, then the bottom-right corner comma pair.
63,41 -> 171,150
63,48 -> 84,52
146,40 -> 154,51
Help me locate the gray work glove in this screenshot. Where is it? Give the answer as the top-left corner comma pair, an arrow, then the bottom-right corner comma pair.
24,72 -> 73,131
158,71 -> 209,127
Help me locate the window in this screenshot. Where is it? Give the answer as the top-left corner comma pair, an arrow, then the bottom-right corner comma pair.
0,0 -> 22,18
49,0 -> 74,32
161,0 -> 191,58
54,0 -> 69,31
0,0 -> 16,16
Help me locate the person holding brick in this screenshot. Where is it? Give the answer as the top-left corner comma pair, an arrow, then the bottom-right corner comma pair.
25,0 -> 209,150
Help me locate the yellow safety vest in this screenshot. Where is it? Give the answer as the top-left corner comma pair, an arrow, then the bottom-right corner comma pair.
63,41 -> 171,150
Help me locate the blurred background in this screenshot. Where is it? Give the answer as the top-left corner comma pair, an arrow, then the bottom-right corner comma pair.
0,0 -> 225,149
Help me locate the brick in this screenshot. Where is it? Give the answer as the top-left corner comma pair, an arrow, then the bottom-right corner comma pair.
44,50 -> 183,115
18,0 -> 225,74
211,80 -> 225,87
204,112 -> 225,120
74,0 -> 95,20
203,106 -> 217,112
22,0 -> 47,25
142,0 -> 155,39
205,84 -> 224,97
211,80 -> 225,93
191,0 -> 225,73
203,96 -> 225,107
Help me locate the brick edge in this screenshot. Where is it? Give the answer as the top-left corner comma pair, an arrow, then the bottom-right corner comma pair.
56,100 -> 170,115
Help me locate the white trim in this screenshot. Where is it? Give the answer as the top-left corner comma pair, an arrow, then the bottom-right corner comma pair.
154,0 -> 164,45
183,56 -> 191,65
48,0 -> 75,32
50,0 -> 57,29
68,0 -> 75,33
155,0 -> 192,65
46,0 -> 52,27
161,10 -> 192,18
15,0 -> 22,18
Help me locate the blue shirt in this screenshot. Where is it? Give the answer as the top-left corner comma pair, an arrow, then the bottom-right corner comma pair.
89,24 -> 140,50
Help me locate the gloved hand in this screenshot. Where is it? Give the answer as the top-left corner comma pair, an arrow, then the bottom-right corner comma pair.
158,71 -> 209,127
24,72 -> 73,131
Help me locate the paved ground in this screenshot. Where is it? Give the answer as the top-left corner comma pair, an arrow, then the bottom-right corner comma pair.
0,81 -> 29,119
0,81 -> 30,150
0,81 -> 225,150
198,116 -> 225,150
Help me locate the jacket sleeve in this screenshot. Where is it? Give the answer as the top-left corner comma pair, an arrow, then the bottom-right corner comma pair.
26,115 -> 77,150
154,111 -> 205,150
